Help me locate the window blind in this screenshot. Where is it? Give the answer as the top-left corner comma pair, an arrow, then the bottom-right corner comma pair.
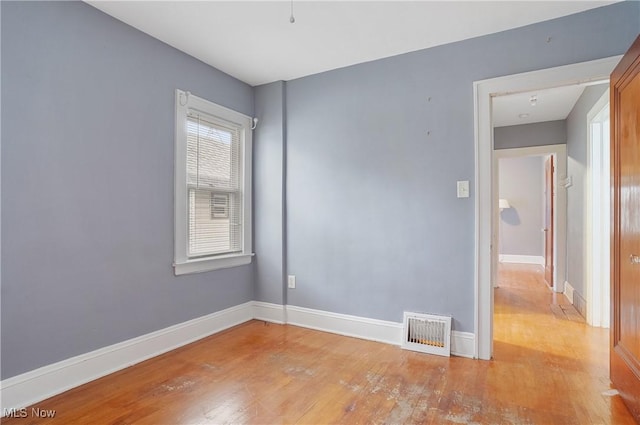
186,111 -> 242,257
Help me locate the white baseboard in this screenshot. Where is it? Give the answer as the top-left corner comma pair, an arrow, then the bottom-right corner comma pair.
1,302 -> 254,414
1,301 -> 476,414
564,280 -> 575,304
285,304 -> 475,359
252,301 -> 286,324
286,305 -> 403,346
499,254 -> 545,266
450,331 -> 476,358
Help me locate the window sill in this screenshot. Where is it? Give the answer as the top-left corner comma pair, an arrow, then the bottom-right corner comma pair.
174,253 -> 254,276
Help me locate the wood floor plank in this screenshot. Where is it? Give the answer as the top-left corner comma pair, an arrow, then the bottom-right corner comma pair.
2,263 -> 637,424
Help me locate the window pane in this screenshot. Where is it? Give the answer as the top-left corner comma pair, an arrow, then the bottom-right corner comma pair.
188,188 -> 241,257
186,114 -> 239,191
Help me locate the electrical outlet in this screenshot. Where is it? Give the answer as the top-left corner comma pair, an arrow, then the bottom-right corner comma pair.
288,275 -> 296,289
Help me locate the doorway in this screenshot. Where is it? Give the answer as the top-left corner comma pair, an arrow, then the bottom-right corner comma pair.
474,56 -> 622,360
494,147 -> 565,290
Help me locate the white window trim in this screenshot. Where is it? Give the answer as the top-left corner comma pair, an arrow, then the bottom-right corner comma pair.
174,89 -> 253,275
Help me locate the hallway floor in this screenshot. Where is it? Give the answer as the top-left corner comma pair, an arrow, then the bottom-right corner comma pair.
493,262 -> 634,424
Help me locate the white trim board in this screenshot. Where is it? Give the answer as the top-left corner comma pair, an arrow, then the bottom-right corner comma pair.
1,301 -> 475,414
473,55 -> 622,361
585,88 -> 611,329
499,255 -> 545,266
286,305 -> 403,346
253,301 -> 287,324
564,280 -> 575,305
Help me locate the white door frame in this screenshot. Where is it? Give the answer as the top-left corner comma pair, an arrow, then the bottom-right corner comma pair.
586,90 -> 611,328
473,56 -> 621,360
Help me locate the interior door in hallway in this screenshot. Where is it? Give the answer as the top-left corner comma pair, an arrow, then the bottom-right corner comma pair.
611,34 -> 640,423
544,155 -> 554,288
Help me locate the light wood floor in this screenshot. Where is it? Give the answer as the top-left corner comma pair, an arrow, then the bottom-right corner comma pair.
3,263 -> 636,424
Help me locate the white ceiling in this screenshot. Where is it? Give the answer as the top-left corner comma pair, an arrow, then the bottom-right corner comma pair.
492,85 -> 591,127
87,1 -> 615,87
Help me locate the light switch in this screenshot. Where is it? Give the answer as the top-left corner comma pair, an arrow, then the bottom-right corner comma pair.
457,180 -> 469,198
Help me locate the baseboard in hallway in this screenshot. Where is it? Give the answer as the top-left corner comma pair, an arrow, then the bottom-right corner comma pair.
572,291 -> 587,319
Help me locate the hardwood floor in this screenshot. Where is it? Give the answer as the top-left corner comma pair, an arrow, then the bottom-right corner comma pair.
3,263 -> 636,424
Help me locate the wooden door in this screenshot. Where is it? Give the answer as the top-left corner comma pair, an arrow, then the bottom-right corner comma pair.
611,34 -> 640,423
544,156 -> 554,288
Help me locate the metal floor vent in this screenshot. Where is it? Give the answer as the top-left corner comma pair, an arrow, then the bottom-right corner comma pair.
401,312 -> 452,357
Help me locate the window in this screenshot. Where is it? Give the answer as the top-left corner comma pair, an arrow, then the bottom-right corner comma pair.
174,89 -> 253,275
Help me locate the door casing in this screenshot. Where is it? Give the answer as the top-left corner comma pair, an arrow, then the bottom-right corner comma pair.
474,55 -> 622,360
586,90 -> 611,328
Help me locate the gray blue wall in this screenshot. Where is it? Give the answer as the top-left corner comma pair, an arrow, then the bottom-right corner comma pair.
494,120 -> 566,150
566,83 -> 609,297
283,2 -> 638,332
1,1 -> 254,379
253,82 -> 287,305
498,156 -> 544,257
